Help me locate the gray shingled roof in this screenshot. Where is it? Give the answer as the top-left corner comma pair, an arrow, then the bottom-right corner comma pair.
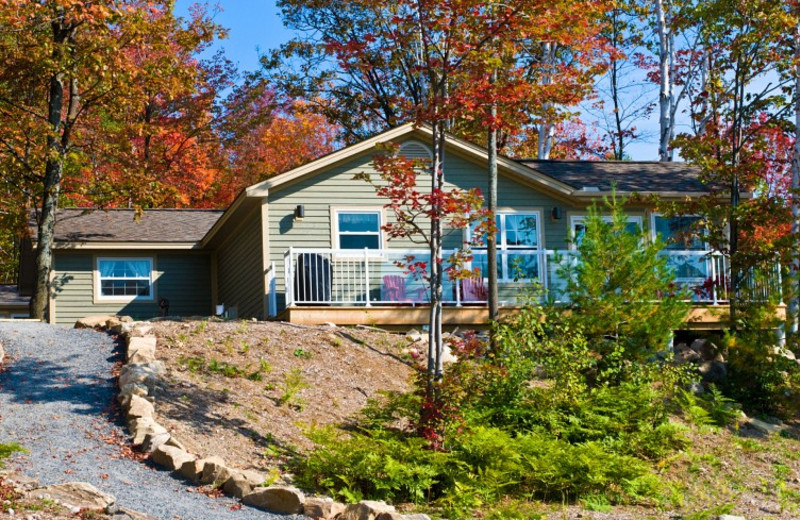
38,208 -> 224,243
517,160 -> 708,193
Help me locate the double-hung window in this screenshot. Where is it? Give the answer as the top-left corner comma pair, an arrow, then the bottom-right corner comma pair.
569,215 -> 643,249
333,209 -> 383,251
470,211 -> 542,281
97,258 -> 154,301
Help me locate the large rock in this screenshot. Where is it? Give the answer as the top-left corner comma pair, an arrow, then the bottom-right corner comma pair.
127,337 -> 157,364
118,362 -> 164,393
242,486 -> 305,514
142,429 -> 171,453
28,482 -> 115,510
747,417 -> 786,436
151,445 -> 195,471
716,516 -> 745,520
74,315 -> 114,329
179,457 -> 211,483
303,497 -> 346,518
129,417 -> 167,446
339,500 -> 397,520
699,360 -> 727,384
199,458 -> 235,486
222,469 -> 266,498
125,394 -> 154,421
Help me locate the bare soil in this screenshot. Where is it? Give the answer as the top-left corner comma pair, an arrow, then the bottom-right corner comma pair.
147,319 -> 800,520
148,319 -> 414,472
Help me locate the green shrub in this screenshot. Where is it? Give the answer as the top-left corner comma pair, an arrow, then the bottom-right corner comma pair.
0,442 -> 25,468
556,195 -> 690,366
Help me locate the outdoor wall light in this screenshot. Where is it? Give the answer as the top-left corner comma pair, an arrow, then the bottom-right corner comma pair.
294,204 -> 305,221
551,206 -> 563,220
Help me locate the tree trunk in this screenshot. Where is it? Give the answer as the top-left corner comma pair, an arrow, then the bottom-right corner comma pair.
428,120 -> 445,385
30,21 -> 70,320
537,42 -> 554,160
790,19 -> 800,336
656,0 -> 671,161
487,69 -> 499,325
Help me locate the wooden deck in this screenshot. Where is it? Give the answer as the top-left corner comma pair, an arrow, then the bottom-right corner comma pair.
276,304 -> 787,331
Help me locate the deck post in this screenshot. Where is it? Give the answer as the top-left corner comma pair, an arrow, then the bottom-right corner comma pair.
285,248 -> 294,307
711,254 -> 719,306
364,248 -> 371,307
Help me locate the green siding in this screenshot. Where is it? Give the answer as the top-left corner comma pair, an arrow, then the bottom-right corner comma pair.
265,141 -> 590,311
216,207 -> 264,319
52,251 -> 211,325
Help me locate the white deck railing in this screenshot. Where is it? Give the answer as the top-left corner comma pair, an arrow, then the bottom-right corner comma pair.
281,247 -> 781,308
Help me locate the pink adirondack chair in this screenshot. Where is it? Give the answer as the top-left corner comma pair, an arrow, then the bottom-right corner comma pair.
381,275 -> 406,302
461,277 -> 488,302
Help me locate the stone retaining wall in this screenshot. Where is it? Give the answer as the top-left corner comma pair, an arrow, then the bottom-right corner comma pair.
79,315 -> 429,520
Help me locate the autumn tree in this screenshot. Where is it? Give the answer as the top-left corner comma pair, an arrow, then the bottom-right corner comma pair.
0,1 -> 222,318
213,81 -> 339,205
675,0 -> 793,324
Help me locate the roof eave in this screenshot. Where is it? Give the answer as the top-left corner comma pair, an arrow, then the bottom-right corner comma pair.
50,241 -> 203,250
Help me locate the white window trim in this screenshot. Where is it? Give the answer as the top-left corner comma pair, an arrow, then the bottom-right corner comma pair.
330,207 -> 386,257
649,212 -> 707,250
95,256 -> 155,303
466,209 -> 543,282
569,214 -> 643,250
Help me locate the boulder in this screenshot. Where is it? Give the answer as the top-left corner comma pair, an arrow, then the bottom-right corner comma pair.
199,458 -> 235,486
242,486 -> 305,514
747,417 -> 786,436
28,482 -> 115,510
179,458 -> 209,483
222,469 -> 266,498
151,445 -> 195,471
441,343 -> 457,364
674,347 -> 701,364
141,430 -> 171,453
716,516 -> 745,520
129,417 -> 167,446
125,394 -> 154,421
118,362 -> 164,393
375,513 -> 403,520
75,315 -> 115,329
127,337 -> 157,364
699,360 -> 727,384
400,516 -> 432,520
165,436 -> 186,451
303,497 -> 346,518
119,382 -> 149,400
339,500 -> 397,520
692,339 -> 720,361
124,324 -> 154,339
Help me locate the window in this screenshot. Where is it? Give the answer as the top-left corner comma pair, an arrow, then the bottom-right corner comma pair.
651,214 -> 707,281
569,215 -> 643,249
334,210 -> 383,250
651,215 -> 705,250
97,258 -> 154,301
470,211 -> 542,281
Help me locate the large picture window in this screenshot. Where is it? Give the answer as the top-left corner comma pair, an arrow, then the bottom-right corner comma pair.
334,209 -> 383,250
651,215 -> 705,250
97,258 -> 154,301
470,211 -> 542,281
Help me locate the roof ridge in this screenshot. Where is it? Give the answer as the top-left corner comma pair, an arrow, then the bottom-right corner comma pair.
518,159 -> 693,165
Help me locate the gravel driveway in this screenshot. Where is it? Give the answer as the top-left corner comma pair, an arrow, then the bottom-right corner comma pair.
0,321 -> 302,520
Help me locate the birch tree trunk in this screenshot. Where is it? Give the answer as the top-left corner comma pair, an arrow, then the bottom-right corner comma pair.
537,42 -> 554,160
487,68 -> 499,325
656,0 -> 671,161
790,19 -> 800,336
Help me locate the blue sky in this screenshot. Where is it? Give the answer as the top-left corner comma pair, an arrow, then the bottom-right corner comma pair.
176,0 -> 664,159
175,0 -> 293,73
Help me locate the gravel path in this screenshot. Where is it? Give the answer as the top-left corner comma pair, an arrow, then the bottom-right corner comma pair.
0,321 -> 302,520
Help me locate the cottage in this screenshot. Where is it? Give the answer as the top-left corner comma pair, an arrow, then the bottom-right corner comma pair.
13,123 -> 780,327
